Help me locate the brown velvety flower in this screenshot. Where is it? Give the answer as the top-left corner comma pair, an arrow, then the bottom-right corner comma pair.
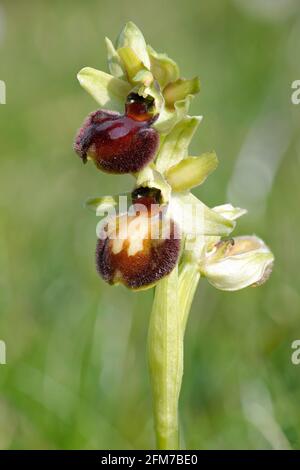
74,94 -> 159,174
96,192 -> 180,289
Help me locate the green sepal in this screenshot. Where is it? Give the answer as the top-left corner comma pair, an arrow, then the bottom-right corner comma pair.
169,193 -> 236,239
155,116 -> 202,173
118,46 -> 146,83
166,152 -> 218,191
77,67 -> 131,112
147,45 -> 180,88
116,22 -> 150,69
105,37 -> 125,79
212,204 -> 248,221
164,77 -> 200,108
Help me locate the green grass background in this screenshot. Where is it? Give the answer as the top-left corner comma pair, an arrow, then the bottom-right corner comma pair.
0,0 -> 300,449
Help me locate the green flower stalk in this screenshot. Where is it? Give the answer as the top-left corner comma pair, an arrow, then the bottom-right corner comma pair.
74,22 -> 274,450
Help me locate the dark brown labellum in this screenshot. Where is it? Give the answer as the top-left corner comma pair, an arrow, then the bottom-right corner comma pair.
74,95 -> 159,174
95,210 -> 181,290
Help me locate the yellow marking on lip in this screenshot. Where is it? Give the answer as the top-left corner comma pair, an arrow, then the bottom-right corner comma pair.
111,215 -> 150,256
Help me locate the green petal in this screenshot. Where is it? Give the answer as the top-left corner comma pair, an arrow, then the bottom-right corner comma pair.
164,77 -> 200,108
116,22 -> 150,69
147,45 -> 180,88
155,116 -> 202,173
201,236 -> 274,291
105,37 -> 125,79
77,67 -> 131,112
166,152 -> 218,191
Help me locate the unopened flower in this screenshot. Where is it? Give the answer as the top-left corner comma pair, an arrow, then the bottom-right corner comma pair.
74,94 -> 159,174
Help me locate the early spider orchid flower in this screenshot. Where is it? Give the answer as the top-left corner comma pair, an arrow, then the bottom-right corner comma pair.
74,22 -> 274,450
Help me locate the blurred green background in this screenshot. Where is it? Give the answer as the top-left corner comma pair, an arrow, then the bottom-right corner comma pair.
0,0 -> 300,450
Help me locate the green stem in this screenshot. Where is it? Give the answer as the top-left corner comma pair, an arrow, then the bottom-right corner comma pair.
179,263 -> 201,333
148,263 -> 200,450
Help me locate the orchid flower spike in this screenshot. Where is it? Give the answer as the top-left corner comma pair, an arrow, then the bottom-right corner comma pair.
74,22 -> 274,450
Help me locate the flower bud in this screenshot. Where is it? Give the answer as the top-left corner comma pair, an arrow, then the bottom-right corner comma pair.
74,94 -> 159,174
96,190 -> 181,289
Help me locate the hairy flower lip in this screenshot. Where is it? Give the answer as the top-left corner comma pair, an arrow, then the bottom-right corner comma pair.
74,109 -> 119,163
95,211 -> 181,289
74,102 -> 160,174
